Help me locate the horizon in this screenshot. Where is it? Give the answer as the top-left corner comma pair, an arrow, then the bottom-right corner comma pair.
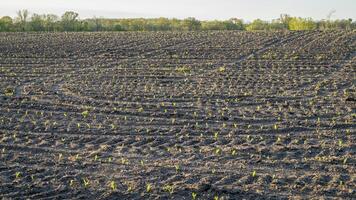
1,0 -> 356,21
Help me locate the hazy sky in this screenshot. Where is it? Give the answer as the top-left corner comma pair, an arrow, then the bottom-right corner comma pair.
1,0 -> 355,20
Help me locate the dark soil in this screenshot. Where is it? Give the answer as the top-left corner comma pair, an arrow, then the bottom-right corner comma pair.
0,31 -> 355,199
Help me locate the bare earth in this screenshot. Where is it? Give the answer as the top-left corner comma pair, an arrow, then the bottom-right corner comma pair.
0,31 -> 355,199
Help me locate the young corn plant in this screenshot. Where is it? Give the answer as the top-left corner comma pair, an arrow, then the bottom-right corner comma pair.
218,66 -> 225,73
252,170 -> 257,177
81,110 -> 89,118
163,184 -> 174,194
192,192 -> 197,200
69,179 -> 75,187
146,183 -> 152,193
110,181 -> 117,191
338,139 -> 343,147
174,165 -> 180,173
214,147 -> 222,155
15,172 -> 21,179
82,178 -> 90,188
58,153 -> 63,161
214,132 -> 219,140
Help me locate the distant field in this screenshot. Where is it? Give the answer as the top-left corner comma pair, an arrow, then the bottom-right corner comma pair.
0,31 -> 355,199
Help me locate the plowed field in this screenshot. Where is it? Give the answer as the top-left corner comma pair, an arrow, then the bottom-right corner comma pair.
0,31 -> 355,199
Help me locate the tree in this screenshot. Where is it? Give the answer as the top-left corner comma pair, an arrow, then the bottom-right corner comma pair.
30,14 -> 45,31
43,14 -> 59,31
61,11 -> 79,31
155,17 -> 171,31
246,19 -> 269,31
202,20 -> 226,30
279,14 -> 292,29
229,18 -> 245,30
0,16 -> 13,31
288,17 -> 317,30
181,17 -> 201,31
269,19 -> 287,30
1,10 -> 355,32
16,9 -> 29,31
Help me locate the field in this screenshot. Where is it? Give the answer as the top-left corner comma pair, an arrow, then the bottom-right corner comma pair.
0,31 -> 355,199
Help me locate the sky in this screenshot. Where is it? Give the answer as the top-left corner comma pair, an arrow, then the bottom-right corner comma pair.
1,0 -> 355,21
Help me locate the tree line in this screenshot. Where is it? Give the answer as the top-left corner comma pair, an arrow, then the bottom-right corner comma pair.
0,10 -> 355,32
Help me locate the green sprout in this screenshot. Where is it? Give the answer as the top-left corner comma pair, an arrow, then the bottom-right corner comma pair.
214,147 -> 221,155
175,165 -> 180,173
214,132 -> 219,140
4,88 -> 14,97
146,183 -> 152,193
252,170 -> 256,177
192,192 -> 197,200
69,179 -> 75,187
110,181 -> 117,191
231,149 -> 237,156
218,66 -> 225,73
343,157 -> 348,164
273,124 -> 278,130
81,110 -> 89,118
58,153 -> 63,161
338,139 -> 343,147
163,184 -> 174,194
15,172 -> 21,179
176,66 -> 191,74
82,178 -> 90,188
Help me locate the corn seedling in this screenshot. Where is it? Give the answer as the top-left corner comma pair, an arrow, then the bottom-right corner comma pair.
57,153 -> 63,162
15,172 -> 21,179
82,178 -> 90,188
69,179 -> 75,187
175,165 -> 180,173
338,139 -> 343,147
252,170 -> 256,177
110,181 -> 117,191
146,183 -> 152,193
176,66 -> 191,74
343,157 -> 348,164
4,88 -> 14,96
231,149 -> 237,156
163,184 -> 174,194
192,192 -> 197,200
110,124 -> 115,129
81,110 -> 89,118
273,124 -> 278,130
214,147 -> 221,155
222,122 -> 226,128
218,66 -> 225,73
214,132 -> 219,140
